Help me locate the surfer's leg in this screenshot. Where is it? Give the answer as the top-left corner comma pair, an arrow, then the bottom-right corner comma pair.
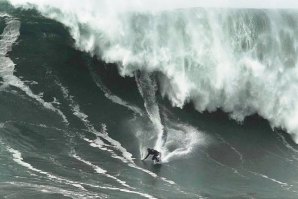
152,155 -> 159,162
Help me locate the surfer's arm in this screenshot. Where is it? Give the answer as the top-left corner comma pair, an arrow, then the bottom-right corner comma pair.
143,153 -> 150,160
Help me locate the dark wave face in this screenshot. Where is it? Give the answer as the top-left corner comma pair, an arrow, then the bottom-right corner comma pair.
1,1 -> 298,199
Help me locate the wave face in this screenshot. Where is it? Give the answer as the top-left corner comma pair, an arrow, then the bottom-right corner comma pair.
3,2 -> 298,198
8,0 -> 298,143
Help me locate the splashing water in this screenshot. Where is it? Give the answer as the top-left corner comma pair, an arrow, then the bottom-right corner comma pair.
8,0 -> 298,145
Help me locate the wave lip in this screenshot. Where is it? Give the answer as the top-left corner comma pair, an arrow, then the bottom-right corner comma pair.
8,0 -> 298,10
8,1 -> 298,143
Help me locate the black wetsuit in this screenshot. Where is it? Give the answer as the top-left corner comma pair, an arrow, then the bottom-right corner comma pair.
143,148 -> 160,162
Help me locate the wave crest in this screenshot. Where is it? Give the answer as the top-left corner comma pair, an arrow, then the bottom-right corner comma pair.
8,1 -> 298,142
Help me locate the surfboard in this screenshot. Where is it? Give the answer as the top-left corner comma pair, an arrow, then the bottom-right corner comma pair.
153,160 -> 161,165
153,156 -> 161,164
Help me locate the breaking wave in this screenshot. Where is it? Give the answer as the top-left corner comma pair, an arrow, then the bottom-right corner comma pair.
8,0 -> 298,144
0,13 -> 68,124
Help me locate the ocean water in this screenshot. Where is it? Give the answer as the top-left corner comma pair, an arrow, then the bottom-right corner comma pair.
1,1 -> 298,198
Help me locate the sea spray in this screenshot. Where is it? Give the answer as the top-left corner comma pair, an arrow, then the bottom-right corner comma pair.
8,0 -> 298,143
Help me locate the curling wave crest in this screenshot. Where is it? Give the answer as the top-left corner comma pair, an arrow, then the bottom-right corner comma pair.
8,0 -> 298,142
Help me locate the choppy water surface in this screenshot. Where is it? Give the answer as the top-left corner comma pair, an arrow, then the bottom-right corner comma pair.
1,1 -> 298,198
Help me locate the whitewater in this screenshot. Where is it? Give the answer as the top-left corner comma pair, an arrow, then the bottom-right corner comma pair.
8,0 -> 298,144
1,0 -> 298,198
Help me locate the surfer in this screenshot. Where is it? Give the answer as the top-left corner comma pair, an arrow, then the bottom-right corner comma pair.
143,148 -> 161,162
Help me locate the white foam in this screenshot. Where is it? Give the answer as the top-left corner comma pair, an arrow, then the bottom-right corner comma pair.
6,146 -> 84,188
83,135 -> 169,186
56,81 -> 135,163
161,121 -> 203,163
107,94 -> 144,116
216,134 -> 244,164
89,70 -> 144,116
73,154 -> 133,189
0,17 -> 68,124
9,1 -> 298,143
73,154 -> 107,174
79,137 -> 175,185
86,183 -> 157,199
5,182 -> 98,199
0,13 -> 11,18
132,102 -> 204,164
248,170 -> 294,191
135,73 -> 164,151
9,0 -> 298,11
7,147 -> 40,172
276,132 -> 298,154
6,146 -> 157,198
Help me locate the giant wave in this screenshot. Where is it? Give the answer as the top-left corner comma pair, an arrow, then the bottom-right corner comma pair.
8,0 -> 298,143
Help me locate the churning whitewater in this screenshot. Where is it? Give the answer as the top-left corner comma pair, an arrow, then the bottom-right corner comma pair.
8,0 -> 298,143
2,0 -> 298,198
